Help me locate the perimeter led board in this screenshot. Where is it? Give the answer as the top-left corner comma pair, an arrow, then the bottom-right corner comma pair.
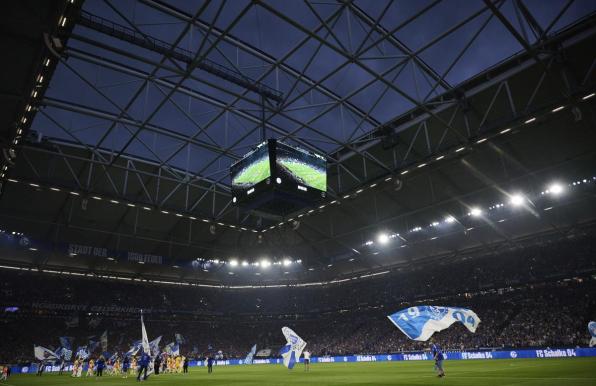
230,139 -> 327,215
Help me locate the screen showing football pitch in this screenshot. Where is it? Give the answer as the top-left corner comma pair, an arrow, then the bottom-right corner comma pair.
276,141 -> 327,192
230,142 -> 271,194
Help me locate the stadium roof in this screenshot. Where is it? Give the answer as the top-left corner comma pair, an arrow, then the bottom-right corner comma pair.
1,0 -> 595,285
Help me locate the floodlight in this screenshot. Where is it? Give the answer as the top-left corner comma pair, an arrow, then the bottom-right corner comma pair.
548,183 -> 564,196
283,259 -> 292,267
229,259 -> 238,267
509,194 -> 525,207
444,216 -> 456,224
470,207 -> 482,217
260,259 -> 271,268
377,233 -> 389,245
242,261 -> 249,267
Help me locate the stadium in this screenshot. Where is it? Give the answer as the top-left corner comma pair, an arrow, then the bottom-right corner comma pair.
1,0 -> 596,385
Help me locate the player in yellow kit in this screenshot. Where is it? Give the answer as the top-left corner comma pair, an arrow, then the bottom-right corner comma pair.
175,356 -> 182,373
86,359 -> 95,377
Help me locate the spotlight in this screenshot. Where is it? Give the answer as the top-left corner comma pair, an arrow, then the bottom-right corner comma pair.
260,259 -> 271,268
229,259 -> 238,267
241,261 -> 249,267
548,183 -> 564,196
470,207 -> 482,217
232,197 -> 237,203
444,216 -> 456,224
283,259 -> 292,267
276,177 -> 282,184
377,233 -> 389,245
509,194 -> 525,207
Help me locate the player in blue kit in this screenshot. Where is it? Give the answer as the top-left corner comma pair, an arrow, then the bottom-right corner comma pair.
431,343 -> 445,378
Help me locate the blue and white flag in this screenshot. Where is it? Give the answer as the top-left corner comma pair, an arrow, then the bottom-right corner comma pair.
149,336 -> 162,355
279,327 -> 306,369
59,336 -> 73,350
34,345 -> 59,361
76,346 -> 90,360
589,321 -> 596,347
141,314 -> 150,355
55,347 -> 73,361
388,306 -> 480,341
164,342 -> 179,356
244,344 -> 257,364
125,340 -> 142,357
175,333 -> 185,344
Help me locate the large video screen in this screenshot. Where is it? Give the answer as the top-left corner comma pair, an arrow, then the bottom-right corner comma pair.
275,141 -> 327,192
230,142 -> 271,194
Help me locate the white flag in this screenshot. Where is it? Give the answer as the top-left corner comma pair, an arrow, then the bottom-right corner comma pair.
141,314 -> 150,355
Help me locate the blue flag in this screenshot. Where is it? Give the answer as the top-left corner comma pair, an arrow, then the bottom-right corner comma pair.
589,321 -> 596,347
388,306 -> 480,341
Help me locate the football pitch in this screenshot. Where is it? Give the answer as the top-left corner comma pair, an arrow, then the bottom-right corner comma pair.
6,358 -> 596,386
278,160 -> 326,191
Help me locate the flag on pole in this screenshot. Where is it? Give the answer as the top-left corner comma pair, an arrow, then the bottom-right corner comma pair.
387,306 -> 481,341
589,321 -> 596,347
244,344 -> 257,364
141,313 -> 150,354
125,340 -> 142,357
34,346 -> 59,361
100,330 -> 108,352
279,327 -> 306,369
149,336 -> 162,355
76,346 -> 90,360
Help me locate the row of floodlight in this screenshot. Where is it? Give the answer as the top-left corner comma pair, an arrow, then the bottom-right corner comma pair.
6,178 -> 256,233
1,3 -> 75,181
364,178 -> 593,248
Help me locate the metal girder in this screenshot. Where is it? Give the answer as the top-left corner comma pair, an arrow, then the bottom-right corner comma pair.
335,21 -> 596,164
77,10 -> 284,103
139,0 -> 381,128
21,139 -> 234,209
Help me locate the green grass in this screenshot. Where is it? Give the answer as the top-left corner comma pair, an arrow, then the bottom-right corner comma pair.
278,160 -> 326,191
7,358 -> 596,386
232,157 -> 270,187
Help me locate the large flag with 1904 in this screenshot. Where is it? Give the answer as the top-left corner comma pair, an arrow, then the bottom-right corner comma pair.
279,327 -> 306,369
388,306 -> 480,341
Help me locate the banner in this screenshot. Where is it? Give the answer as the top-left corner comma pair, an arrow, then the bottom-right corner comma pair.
589,321 -> 596,347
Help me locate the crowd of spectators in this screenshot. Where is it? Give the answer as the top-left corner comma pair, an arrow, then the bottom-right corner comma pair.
0,231 -> 595,364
